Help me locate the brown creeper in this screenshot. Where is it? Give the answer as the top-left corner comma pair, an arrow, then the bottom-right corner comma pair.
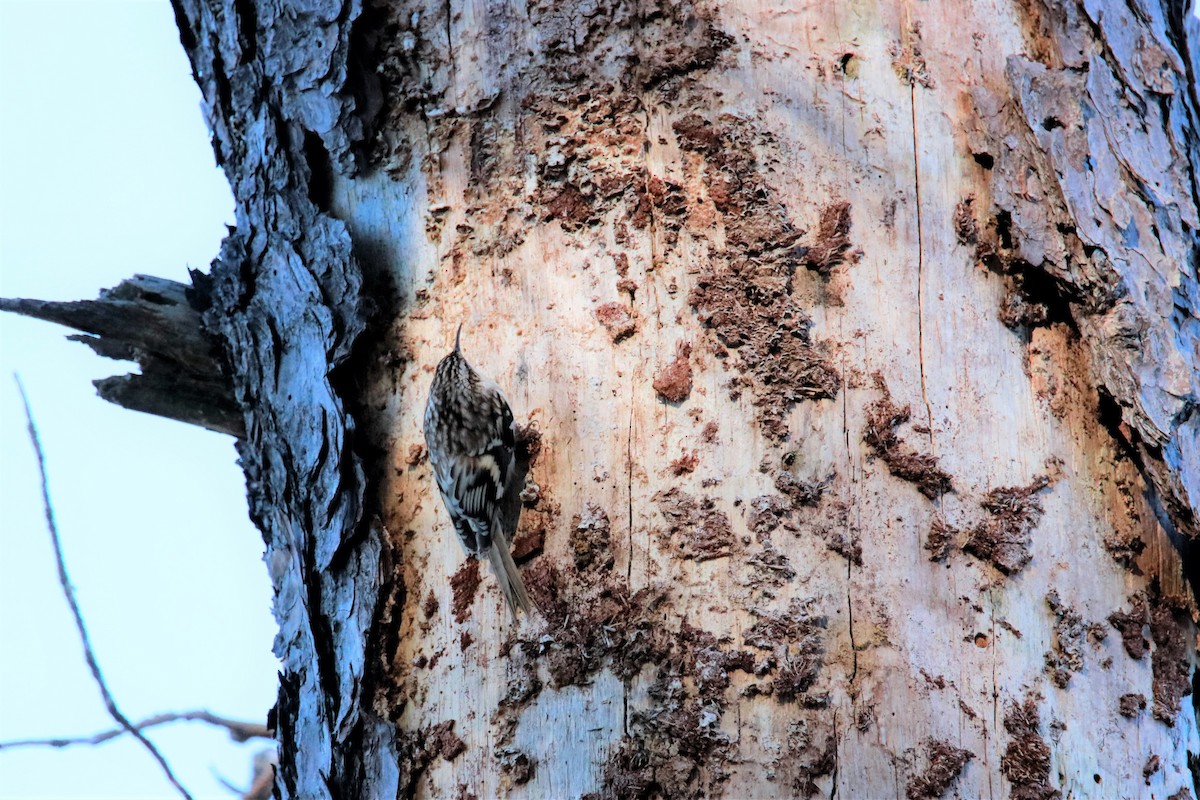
423,325 -> 533,617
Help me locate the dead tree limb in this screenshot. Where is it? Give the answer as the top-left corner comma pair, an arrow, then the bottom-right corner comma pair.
1,274 -> 242,437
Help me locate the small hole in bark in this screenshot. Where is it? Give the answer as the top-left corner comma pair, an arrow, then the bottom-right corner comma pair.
233,0 -> 258,61
302,130 -> 333,213
974,633 -> 989,648
973,152 -> 994,170
1096,388 -> 1135,461
1041,116 -> 1064,130
1009,262 -> 1079,331
995,210 -> 1014,250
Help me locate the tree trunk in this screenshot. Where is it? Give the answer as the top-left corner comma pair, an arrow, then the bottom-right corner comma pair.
7,0 -> 1197,797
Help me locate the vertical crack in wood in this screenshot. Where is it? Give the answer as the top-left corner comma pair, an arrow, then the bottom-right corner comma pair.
841,347 -> 859,682
628,364 -> 638,738
442,0 -> 456,88
846,552 -> 857,684
830,709 -> 840,799
836,51 -> 861,690
626,390 -> 635,589
988,597 -> 999,749
845,373 -> 858,682
909,79 -> 934,445
983,723 -> 994,800
629,54 -> 652,596
902,7 -> 936,450
978,602 -> 997,800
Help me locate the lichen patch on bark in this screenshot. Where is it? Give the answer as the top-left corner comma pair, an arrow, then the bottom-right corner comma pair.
669,451 -> 700,476
515,559 -> 758,800
1043,590 -> 1086,688
677,112 -> 842,439
906,740 -> 973,800
595,301 -> 638,343
449,558 -> 481,624
1108,595 -> 1150,660
925,518 -> 958,562
747,494 -> 799,545
801,202 -> 860,274
653,341 -> 694,403
570,503 -> 614,572
1102,526 -> 1146,567
653,488 -> 735,561
1118,693 -> 1147,718
1000,695 -> 1060,800
862,374 -> 952,499
1147,585 -> 1192,724
395,720 -> 470,798
962,474 -> 1052,575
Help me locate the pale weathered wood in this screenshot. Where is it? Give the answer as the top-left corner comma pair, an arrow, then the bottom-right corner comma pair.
341,0 -> 1200,797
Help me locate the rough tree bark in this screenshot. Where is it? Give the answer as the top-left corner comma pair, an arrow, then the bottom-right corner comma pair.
5,0 -> 1200,798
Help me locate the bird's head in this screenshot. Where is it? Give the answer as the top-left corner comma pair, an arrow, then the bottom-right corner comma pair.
434,323 -> 478,392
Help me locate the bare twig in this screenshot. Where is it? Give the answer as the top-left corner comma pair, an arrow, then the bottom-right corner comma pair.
14,375 -> 195,800
0,710 -> 273,751
244,749 -> 278,800
213,748 -> 277,800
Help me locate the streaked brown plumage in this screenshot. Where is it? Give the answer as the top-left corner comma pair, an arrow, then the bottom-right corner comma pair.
423,325 -> 532,617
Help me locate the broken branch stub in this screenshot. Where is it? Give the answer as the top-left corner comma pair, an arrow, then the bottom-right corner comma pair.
0,273 -> 242,437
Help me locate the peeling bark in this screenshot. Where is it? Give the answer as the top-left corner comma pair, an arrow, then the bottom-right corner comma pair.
963,0 -> 1200,538
170,1 -> 391,796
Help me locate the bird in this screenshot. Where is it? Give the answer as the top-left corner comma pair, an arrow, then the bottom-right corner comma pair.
423,324 -> 533,617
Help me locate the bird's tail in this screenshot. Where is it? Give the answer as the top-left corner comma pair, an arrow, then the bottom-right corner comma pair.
487,529 -> 533,618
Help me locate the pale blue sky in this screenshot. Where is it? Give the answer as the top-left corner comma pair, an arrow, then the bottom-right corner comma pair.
0,2 -> 279,798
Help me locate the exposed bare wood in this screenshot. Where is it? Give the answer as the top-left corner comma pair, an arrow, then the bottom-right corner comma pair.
328,1 -> 1199,797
